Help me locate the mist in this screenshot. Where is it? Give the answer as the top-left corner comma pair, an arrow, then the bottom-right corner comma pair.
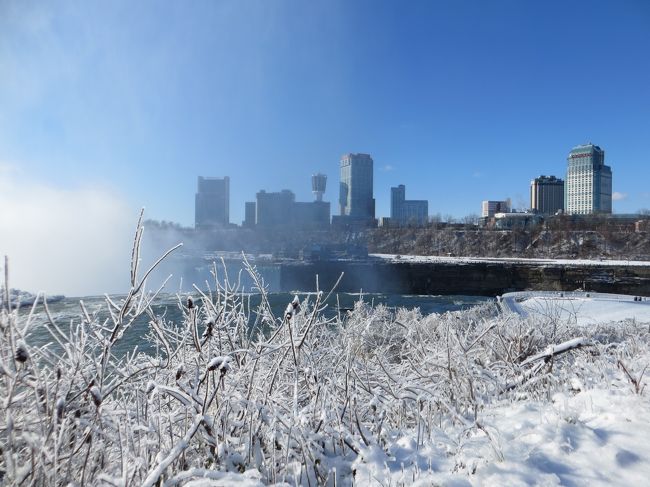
140,222 -> 192,292
0,169 -> 136,296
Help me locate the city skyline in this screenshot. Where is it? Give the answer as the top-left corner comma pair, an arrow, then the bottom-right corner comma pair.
1,1 -> 649,228
195,140 -> 615,228
2,0 -> 649,294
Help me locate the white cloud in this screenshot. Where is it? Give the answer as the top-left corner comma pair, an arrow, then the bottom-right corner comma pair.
472,171 -> 483,178
612,192 -> 628,201
381,164 -> 394,172
0,170 -> 136,296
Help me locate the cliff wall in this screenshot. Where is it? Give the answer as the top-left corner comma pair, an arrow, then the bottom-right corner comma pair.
279,260 -> 650,296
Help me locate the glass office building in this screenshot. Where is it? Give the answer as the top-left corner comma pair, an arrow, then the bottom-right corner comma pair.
339,153 -> 375,221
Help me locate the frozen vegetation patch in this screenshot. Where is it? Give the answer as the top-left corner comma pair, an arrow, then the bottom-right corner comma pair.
2,218 -> 650,485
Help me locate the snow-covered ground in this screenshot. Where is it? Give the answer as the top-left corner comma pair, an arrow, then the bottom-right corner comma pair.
170,385 -> 650,486
502,291 -> 650,326
373,253 -> 650,267
353,388 -> 650,486
4,282 -> 650,485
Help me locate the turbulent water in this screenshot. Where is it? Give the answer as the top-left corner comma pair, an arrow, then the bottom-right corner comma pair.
21,292 -> 491,356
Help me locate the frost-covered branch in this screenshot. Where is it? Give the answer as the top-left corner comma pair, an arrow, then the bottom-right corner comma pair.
2,213 -> 649,485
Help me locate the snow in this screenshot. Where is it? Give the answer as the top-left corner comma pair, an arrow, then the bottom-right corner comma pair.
89,385 -> 102,406
350,389 -> 650,486
207,355 -> 231,372
475,390 -> 650,486
372,253 -> 650,268
141,415 -> 204,487
520,336 -> 591,366
502,291 -> 650,326
5,275 -> 650,485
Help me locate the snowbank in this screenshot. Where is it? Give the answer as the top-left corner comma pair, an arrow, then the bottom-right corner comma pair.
502,291 -> 650,326
373,253 -> 650,268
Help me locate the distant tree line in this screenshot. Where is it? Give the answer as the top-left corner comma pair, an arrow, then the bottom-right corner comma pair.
144,213 -> 650,261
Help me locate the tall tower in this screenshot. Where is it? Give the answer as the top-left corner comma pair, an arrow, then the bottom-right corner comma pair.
311,173 -> 327,202
195,176 -> 230,229
339,153 -> 375,220
565,144 -> 612,215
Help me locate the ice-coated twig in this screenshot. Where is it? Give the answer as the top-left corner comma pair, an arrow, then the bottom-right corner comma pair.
5,211 -> 650,485
141,414 -> 203,487
520,337 -> 592,366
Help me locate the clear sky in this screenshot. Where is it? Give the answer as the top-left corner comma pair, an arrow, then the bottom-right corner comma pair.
1,0 -> 650,293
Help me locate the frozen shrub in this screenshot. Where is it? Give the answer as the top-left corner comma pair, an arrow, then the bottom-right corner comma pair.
1,213 -> 649,485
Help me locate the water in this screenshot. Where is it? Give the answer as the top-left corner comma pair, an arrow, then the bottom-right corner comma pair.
20,292 -> 492,356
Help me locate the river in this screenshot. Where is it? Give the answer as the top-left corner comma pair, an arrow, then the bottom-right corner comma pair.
19,292 -> 492,356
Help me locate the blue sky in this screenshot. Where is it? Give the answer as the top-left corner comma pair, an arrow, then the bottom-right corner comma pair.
1,0 -> 650,226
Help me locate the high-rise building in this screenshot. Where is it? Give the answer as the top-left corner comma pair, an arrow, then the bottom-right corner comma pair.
256,190 -> 295,227
293,201 -> 330,228
253,174 -> 331,230
390,184 -> 428,226
243,201 -> 256,227
565,143 -> 612,215
339,153 -> 375,221
195,176 -> 229,229
390,184 -> 405,221
482,200 -> 510,218
530,176 -> 564,215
